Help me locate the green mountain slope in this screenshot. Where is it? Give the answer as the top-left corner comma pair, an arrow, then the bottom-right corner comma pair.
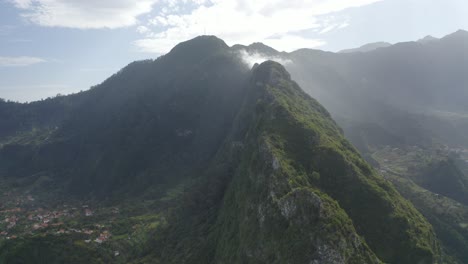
234,32 -> 468,263
0,37 -> 443,263
148,61 -> 441,264
0,36 -> 250,197
388,173 -> 468,264
371,146 -> 468,263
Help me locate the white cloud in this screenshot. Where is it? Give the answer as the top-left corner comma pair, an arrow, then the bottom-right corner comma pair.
0,56 -> 46,67
134,0 -> 383,53
263,35 -> 326,51
315,15 -> 351,34
237,50 -> 292,68
136,25 -> 150,34
7,0 -> 382,52
9,0 -> 159,29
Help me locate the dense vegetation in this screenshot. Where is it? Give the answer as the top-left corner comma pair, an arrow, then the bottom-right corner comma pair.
370,146 -> 468,263
1,33 -> 467,263
137,61 -> 440,263
236,31 -> 468,263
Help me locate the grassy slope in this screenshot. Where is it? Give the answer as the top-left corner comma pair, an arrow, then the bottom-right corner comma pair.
150,61 -> 440,264
0,53 -> 445,263
371,146 -> 468,263
208,62 -> 379,264
388,174 -> 468,263
245,62 -> 439,264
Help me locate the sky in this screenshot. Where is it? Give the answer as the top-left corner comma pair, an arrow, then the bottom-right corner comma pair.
0,0 -> 467,102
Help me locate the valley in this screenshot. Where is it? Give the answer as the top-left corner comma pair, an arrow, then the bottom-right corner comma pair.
0,177 -> 174,263
369,145 -> 468,262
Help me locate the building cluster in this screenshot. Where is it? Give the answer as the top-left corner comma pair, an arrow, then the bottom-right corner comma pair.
0,192 -> 122,247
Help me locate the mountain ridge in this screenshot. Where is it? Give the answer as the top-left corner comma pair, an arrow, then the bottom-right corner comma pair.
148,60 -> 440,263
339,42 -> 392,53
0,37 -> 443,262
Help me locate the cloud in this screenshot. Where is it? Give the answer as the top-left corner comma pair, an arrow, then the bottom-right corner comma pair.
314,15 -> 351,34
0,56 -> 46,67
134,0 -> 383,53
263,35 -> 326,51
9,0 -> 159,29
136,25 -> 150,34
7,0 -> 382,52
237,50 -> 292,68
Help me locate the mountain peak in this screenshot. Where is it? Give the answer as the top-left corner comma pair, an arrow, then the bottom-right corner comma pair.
418,35 -> 439,44
442,29 -> 468,41
231,42 -> 279,56
173,35 -> 228,49
167,35 -> 229,62
453,29 -> 468,35
339,42 -> 392,53
248,42 -> 279,55
252,60 -> 291,86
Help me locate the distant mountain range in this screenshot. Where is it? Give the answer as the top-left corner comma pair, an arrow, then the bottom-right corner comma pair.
338,34 -> 443,53
236,30 -> 468,150
339,42 -> 392,53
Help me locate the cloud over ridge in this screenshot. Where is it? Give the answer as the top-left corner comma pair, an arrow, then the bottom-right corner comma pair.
134,0 -> 382,53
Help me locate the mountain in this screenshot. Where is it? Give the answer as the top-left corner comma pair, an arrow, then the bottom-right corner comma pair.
285,30 -> 468,263
0,36 -> 250,197
232,42 -> 281,56
152,60 -> 440,264
0,37 -> 442,263
339,42 -> 392,53
415,159 -> 468,205
172,30 -> 468,262
387,172 -> 468,263
418,35 -> 439,44
0,96 -> 80,141
275,30 -> 468,263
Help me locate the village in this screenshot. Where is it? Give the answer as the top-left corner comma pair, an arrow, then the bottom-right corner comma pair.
0,179 -> 169,262
372,144 -> 468,177
0,190 -> 119,245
